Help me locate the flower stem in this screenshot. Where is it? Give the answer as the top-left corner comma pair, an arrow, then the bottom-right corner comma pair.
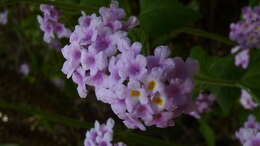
179,27 -> 236,45
153,27 -> 236,46
194,74 -> 240,88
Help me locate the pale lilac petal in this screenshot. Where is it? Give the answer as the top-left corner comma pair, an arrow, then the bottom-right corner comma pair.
77,85 -> 88,98
235,49 -> 250,69
235,114 -> 260,145
154,46 -> 171,59
84,118 -> 124,146
122,16 -> 139,30
240,90 -> 258,110
19,63 -> 30,76
0,10 -> 8,25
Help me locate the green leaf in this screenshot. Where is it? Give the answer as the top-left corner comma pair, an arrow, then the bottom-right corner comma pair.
191,47 -> 244,115
128,28 -> 150,55
199,120 -> 216,146
79,0 -> 109,7
211,86 -> 241,114
118,132 -> 172,146
190,46 -> 211,75
139,0 -> 200,37
190,47 -> 244,80
249,0 -> 260,6
42,50 -> 64,78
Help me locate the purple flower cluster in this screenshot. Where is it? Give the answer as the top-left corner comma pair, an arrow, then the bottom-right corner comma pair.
0,10 -> 8,25
230,6 -> 260,49
189,92 -> 215,119
84,118 -> 126,146
61,1 -> 139,98
37,4 -> 71,44
230,6 -> 260,69
236,115 -> 260,146
240,89 -> 258,110
101,48 -> 199,130
61,1 -> 199,130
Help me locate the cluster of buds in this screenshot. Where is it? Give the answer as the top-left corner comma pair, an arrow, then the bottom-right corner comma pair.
230,6 -> 260,49
189,92 -> 215,119
84,118 -> 126,146
37,4 -> 71,47
236,115 -> 260,146
230,6 -> 260,69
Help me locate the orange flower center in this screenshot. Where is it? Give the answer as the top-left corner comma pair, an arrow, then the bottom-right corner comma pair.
249,36 -> 256,41
254,26 -> 260,32
131,90 -> 141,98
152,96 -> 165,106
147,80 -> 156,91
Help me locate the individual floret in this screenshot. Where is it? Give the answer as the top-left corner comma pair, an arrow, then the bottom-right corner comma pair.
189,92 -> 215,119
240,89 -> 258,110
236,115 -> 260,146
84,118 -> 126,146
38,4 -> 71,43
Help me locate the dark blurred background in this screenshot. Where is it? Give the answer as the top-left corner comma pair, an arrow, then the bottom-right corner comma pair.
0,0 -> 254,146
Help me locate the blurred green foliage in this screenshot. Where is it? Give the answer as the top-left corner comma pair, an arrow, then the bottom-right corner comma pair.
139,0 -> 200,38
250,0 -> 260,6
0,0 -> 260,146
191,47 -> 244,115
199,120 -> 216,146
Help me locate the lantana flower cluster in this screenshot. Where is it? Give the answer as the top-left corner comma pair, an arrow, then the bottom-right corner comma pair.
230,6 -> 260,69
84,118 -> 126,146
189,92 -> 215,119
61,1 -> 199,130
236,115 -> 260,146
37,4 -> 71,45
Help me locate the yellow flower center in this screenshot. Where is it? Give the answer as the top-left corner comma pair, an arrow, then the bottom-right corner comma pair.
254,26 -> 260,32
131,90 -> 141,98
249,36 -> 256,41
147,80 -> 156,91
152,96 -> 165,107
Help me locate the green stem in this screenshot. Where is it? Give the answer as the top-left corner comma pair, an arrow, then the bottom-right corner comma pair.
154,27 -> 236,46
0,99 -> 171,146
0,0 -> 98,12
194,74 -> 239,88
180,27 -> 236,45
0,99 -> 92,129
